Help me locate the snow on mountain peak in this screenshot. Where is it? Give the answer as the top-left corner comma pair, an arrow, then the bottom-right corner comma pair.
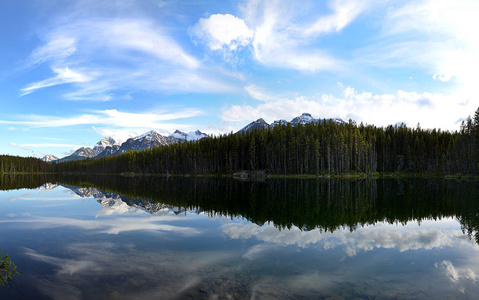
169,129 -> 207,141
41,154 -> 59,162
93,137 -> 122,156
290,113 -> 318,125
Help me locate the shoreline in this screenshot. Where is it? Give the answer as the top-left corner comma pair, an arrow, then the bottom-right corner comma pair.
2,171 -> 478,181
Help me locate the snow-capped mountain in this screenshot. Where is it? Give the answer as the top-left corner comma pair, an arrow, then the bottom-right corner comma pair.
57,130 -> 183,161
93,137 -> 121,156
94,145 -> 121,159
236,118 -> 270,134
41,154 -> 59,162
270,119 -> 288,128
117,130 -> 178,153
169,130 -> 208,142
57,147 -> 96,162
237,113 -> 345,133
290,113 -> 319,126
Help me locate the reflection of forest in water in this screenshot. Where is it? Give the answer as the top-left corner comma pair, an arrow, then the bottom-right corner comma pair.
2,174 -> 479,243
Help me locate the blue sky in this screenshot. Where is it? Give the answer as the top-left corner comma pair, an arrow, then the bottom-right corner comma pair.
1,0 -> 478,158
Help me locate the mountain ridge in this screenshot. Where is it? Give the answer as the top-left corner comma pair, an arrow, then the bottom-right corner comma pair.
55,129 -> 209,162
48,113 -> 344,162
236,113 -> 345,134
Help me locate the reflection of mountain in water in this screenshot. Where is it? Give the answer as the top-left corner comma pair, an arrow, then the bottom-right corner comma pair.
61,184 -> 200,215
3,174 -> 479,245
42,183 -> 59,190
53,176 -> 479,245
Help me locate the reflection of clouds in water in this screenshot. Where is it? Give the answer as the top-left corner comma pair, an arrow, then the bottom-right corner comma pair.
436,260 -> 478,294
223,219 -> 470,256
25,248 -> 94,276
0,215 -> 200,235
8,196 -> 82,201
243,243 -> 277,260
24,242 -> 238,300
436,260 -> 478,283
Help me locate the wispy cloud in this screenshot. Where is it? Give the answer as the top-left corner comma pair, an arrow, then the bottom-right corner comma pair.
2,215 -> 199,235
22,14 -> 237,99
1,108 -> 204,143
29,36 -> 77,65
356,0 -> 479,97
21,67 -> 94,96
303,0 -> 373,37
243,84 -> 287,102
240,0 -> 375,72
10,143 -> 84,148
0,108 -> 201,128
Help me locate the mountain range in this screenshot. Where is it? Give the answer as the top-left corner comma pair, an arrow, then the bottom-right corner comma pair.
235,113 -> 345,134
42,113 -> 343,162
49,129 -> 208,163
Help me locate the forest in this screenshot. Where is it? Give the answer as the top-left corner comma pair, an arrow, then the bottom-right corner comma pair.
2,107 -> 479,176
0,155 -> 48,175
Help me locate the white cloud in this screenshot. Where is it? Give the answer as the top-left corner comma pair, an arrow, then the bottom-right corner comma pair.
303,0 -> 373,37
21,67 -> 94,96
30,36 -> 77,65
10,143 -> 84,148
0,108 -> 202,130
361,0 -> 479,97
191,13 -> 253,51
237,0 -> 369,72
103,20 -> 200,69
223,85 -> 475,131
433,73 -> 452,82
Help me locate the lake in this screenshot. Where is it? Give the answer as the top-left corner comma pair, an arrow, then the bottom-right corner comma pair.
1,175 -> 479,299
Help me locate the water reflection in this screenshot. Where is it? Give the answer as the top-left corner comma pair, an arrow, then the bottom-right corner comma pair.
49,176 -> 479,244
222,219 -> 470,254
2,176 -> 479,299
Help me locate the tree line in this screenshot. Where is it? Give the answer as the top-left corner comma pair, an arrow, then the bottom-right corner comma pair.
0,155 -> 48,175
51,107 -> 479,176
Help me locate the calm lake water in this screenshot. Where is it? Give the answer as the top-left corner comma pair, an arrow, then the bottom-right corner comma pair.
1,176 -> 479,299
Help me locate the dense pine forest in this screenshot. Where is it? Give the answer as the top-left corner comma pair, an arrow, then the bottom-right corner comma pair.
0,155 -> 48,174
2,107 -> 479,176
